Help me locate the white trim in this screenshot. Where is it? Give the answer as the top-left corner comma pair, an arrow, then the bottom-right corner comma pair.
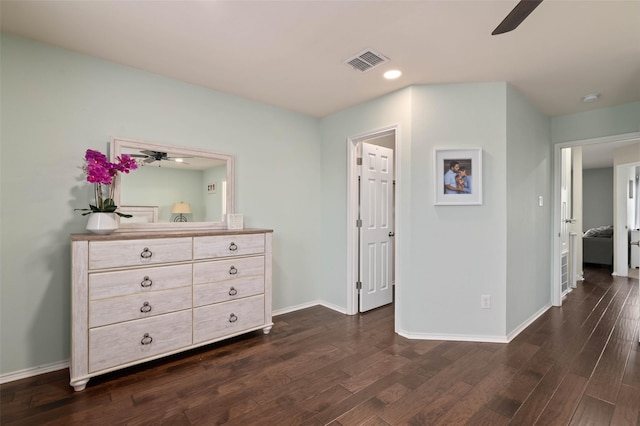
506,303 -> 552,342
0,360 -> 69,384
399,302 -> 550,344
552,132 -> 640,307
347,125 -> 399,316
397,330 -> 508,344
272,300 -> 347,317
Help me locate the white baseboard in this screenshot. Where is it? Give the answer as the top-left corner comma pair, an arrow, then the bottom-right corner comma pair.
0,360 -> 69,385
506,303 -> 552,342
396,303 -> 552,344
396,329 -> 509,344
273,300 -> 347,316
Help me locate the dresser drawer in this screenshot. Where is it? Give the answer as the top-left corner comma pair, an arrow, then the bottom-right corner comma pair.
193,234 -> 264,259
193,256 -> 264,285
194,275 -> 264,307
89,310 -> 192,373
89,286 -> 192,328
193,295 -> 265,343
89,237 -> 192,270
89,264 -> 192,300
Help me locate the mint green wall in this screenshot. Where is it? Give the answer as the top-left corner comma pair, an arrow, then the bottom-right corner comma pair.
122,167 -> 204,221
505,86 -> 552,334
4,32 -> 623,378
319,88 -> 413,310
0,35 -> 322,375
551,102 -> 640,143
320,82 -> 543,339
407,83 -> 509,338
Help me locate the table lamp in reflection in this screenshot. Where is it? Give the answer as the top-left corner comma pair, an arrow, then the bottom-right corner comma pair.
171,202 -> 191,222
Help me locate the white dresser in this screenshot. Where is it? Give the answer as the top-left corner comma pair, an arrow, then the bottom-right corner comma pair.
70,229 -> 272,391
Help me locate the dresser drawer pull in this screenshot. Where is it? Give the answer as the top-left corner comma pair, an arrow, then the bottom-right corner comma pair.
228,287 -> 238,296
229,313 -> 238,323
140,301 -> 152,313
141,333 -> 153,345
140,247 -> 153,259
229,265 -> 238,275
140,276 -> 153,288
229,242 -> 238,252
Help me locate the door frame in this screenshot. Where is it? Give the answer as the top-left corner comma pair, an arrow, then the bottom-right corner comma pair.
552,131 -> 640,306
347,125 -> 399,316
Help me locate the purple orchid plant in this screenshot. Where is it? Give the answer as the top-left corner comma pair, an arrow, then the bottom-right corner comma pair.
76,149 -> 138,217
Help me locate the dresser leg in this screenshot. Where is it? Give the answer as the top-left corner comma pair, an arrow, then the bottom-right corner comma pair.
70,378 -> 90,391
263,325 -> 272,335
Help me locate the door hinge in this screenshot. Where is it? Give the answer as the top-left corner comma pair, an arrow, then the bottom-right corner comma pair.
356,281 -> 362,290
356,219 -> 362,228
357,157 -> 362,166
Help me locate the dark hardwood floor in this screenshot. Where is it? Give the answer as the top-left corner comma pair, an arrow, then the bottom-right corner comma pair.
2,266 -> 639,425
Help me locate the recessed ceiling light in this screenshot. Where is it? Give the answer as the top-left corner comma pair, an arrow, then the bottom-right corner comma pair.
383,70 -> 402,80
582,93 -> 601,103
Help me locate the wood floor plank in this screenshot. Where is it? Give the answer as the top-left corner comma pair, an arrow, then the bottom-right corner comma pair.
585,337 -> 634,403
431,363 -> 517,425
622,342 -> 640,389
569,394 -> 615,426
535,372 -> 589,425
609,384 -> 640,426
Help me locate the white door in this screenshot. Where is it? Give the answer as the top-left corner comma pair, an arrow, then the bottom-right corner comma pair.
560,148 -> 572,294
359,142 -> 394,312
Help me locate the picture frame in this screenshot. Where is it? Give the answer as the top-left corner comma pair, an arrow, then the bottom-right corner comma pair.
434,147 -> 482,205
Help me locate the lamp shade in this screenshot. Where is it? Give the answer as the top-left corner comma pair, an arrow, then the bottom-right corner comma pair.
171,202 -> 191,214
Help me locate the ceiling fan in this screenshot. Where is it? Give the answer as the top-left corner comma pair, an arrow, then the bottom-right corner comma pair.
492,0 -> 543,35
129,150 -> 190,165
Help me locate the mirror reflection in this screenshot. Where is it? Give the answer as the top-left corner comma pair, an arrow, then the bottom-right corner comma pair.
111,138 -> 234,231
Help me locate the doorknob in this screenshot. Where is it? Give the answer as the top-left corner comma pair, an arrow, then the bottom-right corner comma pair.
631,241 -> 639,246
389,232 -> 395,237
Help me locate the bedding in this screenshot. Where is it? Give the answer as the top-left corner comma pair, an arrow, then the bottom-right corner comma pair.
582,225 -> 613,266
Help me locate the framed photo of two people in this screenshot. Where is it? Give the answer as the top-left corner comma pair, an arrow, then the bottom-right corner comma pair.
434,148 -> 482,206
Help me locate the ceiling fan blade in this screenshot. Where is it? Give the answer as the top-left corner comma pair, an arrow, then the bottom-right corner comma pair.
492,0 -> 543,35
144,157 -> 156,164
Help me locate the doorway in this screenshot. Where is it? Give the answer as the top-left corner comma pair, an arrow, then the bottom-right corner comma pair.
552,132 -> 640,306
346,126 -> 398,315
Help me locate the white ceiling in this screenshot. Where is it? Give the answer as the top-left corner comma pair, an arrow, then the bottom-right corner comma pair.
581,138 -> 640,170
1,0 -> 639,167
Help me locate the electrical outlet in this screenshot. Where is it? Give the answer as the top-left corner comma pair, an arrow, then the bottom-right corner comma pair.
480,295 -> 491,309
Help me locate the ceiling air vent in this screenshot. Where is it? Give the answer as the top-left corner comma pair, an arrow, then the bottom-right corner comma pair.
345,49 -> 389,72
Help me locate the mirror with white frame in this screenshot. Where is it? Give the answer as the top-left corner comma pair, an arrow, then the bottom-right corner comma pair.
110,137 -> 234,232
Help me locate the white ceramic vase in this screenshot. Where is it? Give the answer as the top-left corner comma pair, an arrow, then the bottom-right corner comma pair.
86,213 -> 118,235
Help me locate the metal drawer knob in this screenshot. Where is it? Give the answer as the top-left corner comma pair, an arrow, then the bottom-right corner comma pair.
228,287 -> 238,296
140,276 -> 153,288
229,313 -> 238,323
229,265 -> 238,275
140,247 -> 153,259
140,301 -> 152,313
141,333 -> 153,345
229,242 -> 238,252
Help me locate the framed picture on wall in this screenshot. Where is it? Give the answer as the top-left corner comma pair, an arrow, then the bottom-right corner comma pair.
434,147 -> 483,205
